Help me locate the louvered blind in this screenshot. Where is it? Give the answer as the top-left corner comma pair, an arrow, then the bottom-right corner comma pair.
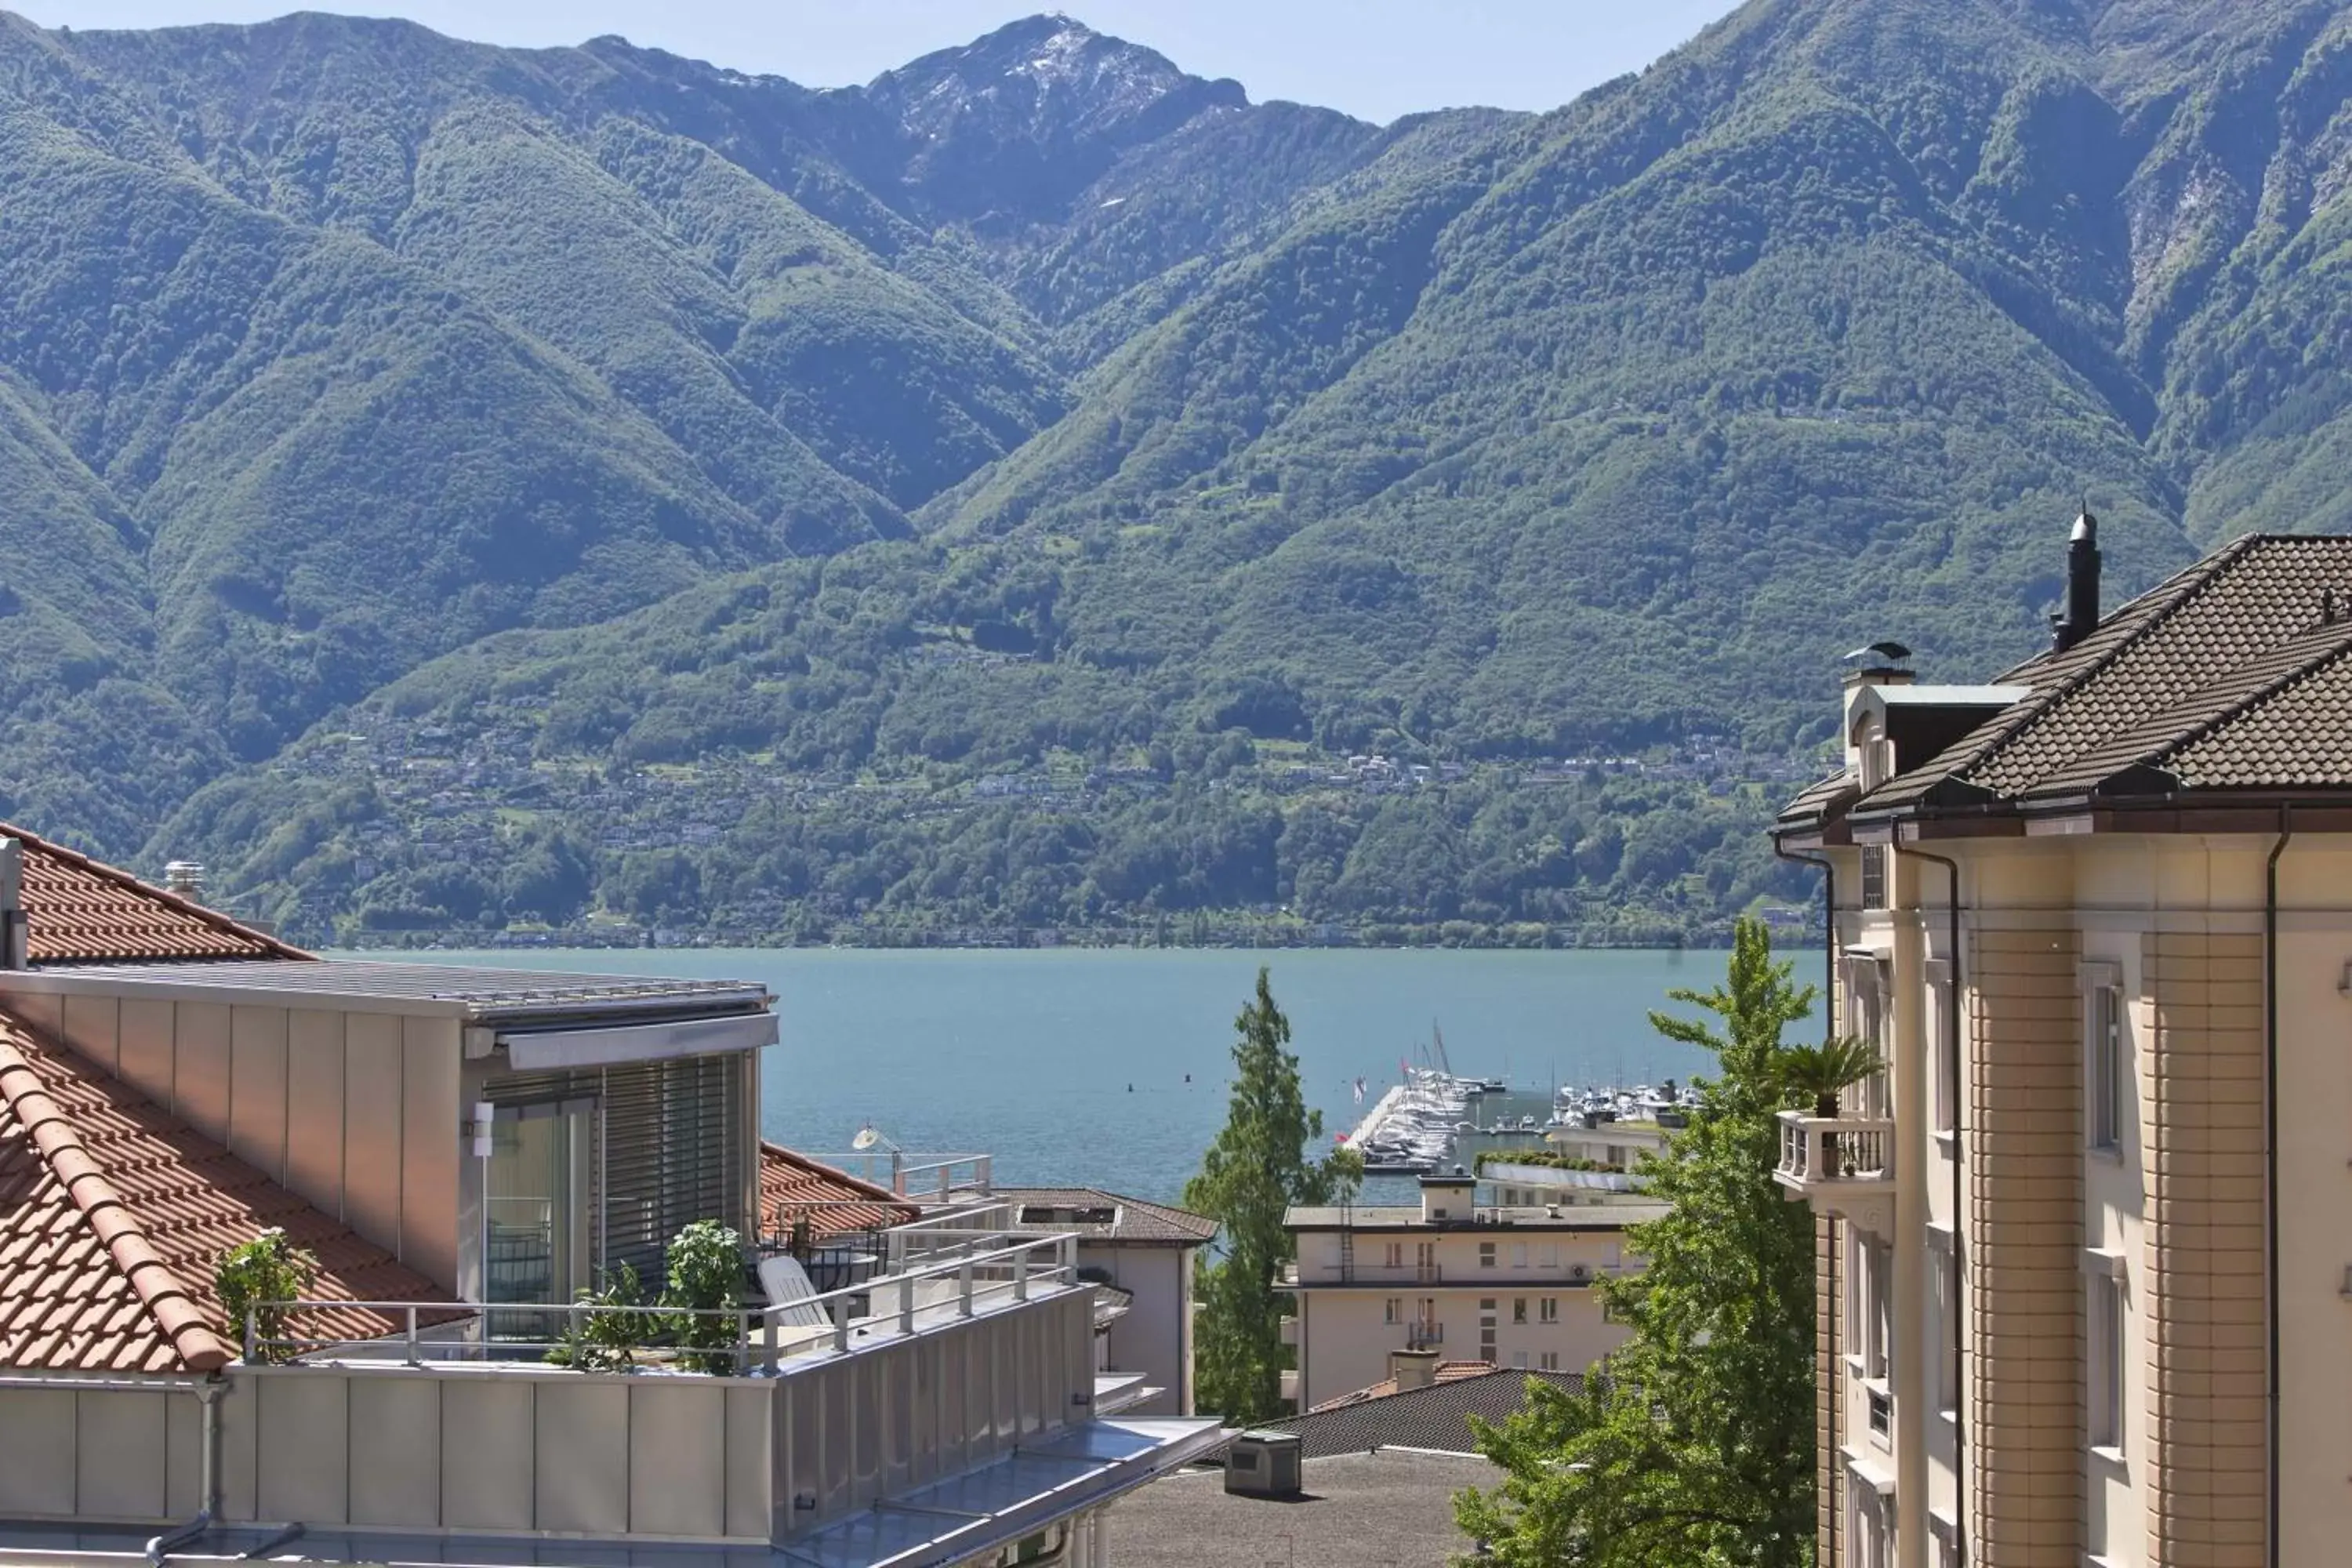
485,1054 -> 745,1284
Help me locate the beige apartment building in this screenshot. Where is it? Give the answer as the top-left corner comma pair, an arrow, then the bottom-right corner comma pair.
1773,519 -> 2352,1568
1279,1171 -> 1658,1410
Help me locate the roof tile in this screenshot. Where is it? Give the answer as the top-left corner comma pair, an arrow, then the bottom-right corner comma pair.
759,1142 -> 920,1238
3,821 -> 307,965
996,1186 -> 1219,1244
0,1014 -> 448,1373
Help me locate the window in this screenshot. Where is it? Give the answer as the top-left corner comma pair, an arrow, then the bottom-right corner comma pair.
1928,963 -> 1955,1137
1415,1242 -> 1437,1280
1511,1243 -> 1528,1269
1860,844 -> 1888,909
1540,1297 -> 1559,1324
1537,1243 -> 1559,1269
1479,1241 -> 1497,1269
1512,1298 -> 1528,1324
1850,1229 -> 1892,1382
1539,1351 -> 1560,1370
1384,1298 -> 1403,1325
1843,956 -> 1891,1118
2089,1271 -> 2125,1452
2085,970 -> 2122,1152
1512,1350 -> 1528,1369
1383,1241 -> 1404,1269
1929,1232 -> 1958,1415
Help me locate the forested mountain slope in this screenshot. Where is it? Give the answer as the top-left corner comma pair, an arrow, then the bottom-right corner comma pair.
4,0 -> 2350,942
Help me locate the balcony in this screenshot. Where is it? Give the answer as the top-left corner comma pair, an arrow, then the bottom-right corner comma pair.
1404,1322 -> 1443,1352
1774,1111 -> 1897,1221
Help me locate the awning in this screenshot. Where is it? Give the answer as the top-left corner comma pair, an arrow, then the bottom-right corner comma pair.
783,1417 -> 1229,1568
501,1009 -> 778,1069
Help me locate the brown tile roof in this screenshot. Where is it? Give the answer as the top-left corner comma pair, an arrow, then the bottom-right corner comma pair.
1774,768 -> 1859,829
0,1017 -> 448,1373
997,1185 -> 1219,1244
1272,1367 -> 1587,1457
1820,535 -> 2352,823
759,1142 -> 919,1238
5,822 -> 307,965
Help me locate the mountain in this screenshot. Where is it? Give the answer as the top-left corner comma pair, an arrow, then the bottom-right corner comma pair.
5,0 -> 2352,945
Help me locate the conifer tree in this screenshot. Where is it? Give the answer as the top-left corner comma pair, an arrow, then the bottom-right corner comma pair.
1456,917 -> 1820,1566
1185,967 -> 1362,1423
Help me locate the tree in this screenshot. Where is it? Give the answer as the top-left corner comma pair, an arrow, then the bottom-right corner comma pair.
1455,916 -> 1819,1567
1185,967 -> 1363,1423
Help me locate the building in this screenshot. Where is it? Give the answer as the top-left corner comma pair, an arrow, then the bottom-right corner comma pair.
1279,1170 -> 1657,1410
0,822 -> 1223,1564
1771,520 -> 2352,1567
1000,1186 -> 1217,1417
1107,1449 -> 1499,1568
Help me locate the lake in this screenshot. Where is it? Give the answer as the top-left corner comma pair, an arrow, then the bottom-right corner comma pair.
367,947 -> 1734,1205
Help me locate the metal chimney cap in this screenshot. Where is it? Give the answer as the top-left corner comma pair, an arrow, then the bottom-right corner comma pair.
2071,507 -> 2097,543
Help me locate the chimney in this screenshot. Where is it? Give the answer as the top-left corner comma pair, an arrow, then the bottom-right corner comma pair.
164,860 -> 206,901
0,839 -> 26,970
2050,506 -> 2101,652
1388,1348 -> 1440,1391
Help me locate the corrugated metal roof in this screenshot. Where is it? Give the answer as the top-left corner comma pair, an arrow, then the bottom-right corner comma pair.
14,958 -> 769,1020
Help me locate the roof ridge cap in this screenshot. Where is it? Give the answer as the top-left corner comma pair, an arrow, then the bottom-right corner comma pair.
0,1029 -> 234,1371
0,820 -> 313,963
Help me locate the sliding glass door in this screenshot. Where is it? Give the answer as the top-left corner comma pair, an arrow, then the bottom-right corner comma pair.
485,1100 -> 594,1315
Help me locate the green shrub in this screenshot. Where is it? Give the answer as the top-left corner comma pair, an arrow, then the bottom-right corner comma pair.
546,1264 -> 658,1371
215,1229 -> 318,1364
664,1221 -> 745,1374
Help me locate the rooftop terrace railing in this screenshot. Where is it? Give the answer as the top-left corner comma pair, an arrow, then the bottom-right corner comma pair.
245,1228 -> 1080,1374
809,1150 -> 996,1205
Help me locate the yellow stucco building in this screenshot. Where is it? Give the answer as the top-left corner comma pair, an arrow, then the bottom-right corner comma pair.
1772,519 -> 2352,1568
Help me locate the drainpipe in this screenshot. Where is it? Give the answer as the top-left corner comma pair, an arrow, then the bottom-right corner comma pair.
2264,810 -> 2291,1568
1897,843 -> 1964,1566
144,1378 -> 224,1566
1776,840 -> 1838,1562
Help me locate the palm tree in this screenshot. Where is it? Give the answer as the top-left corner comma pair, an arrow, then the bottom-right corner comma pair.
1780,1036 -> 1878,1120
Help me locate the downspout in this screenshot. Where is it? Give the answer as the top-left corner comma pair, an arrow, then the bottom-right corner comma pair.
145,1378 -> 223,1566
2264,809 -> 2291,1568
1776,841 -> 1838,1561
1898,844 -> 1965,1566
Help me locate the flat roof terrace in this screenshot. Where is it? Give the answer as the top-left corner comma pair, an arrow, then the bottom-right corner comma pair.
0,957 -> 771,1021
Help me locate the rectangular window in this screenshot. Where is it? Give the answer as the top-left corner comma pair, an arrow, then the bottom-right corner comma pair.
1929,1232 -> 1958,1414
1384,1298 -> 1402,1325
1479,1241 -> 1497,1269
1512,1298 -> 1528,1325
1860,844 -> 1887,909
1383,1241 -> 1403,1269
1415,1242 -> 1437,1281
2089,1272 -> 2125,1452
1537,1244 -> 1559,1269
1540,1297 -> 1559,1324
1539,1351 -> 1559,1370
1928,963 -> 1955,1137
2085,971 -> 2122,1152
1512,1350 -> 1528,1369
1511,1243 -> 1528,1269
1844,956 -> 1891,1119
1852,1231 -> 1892,1381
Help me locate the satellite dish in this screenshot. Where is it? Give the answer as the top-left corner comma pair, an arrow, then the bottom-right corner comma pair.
851,1123 -> 883,1152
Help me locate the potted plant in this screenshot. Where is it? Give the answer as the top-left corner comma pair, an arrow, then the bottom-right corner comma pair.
1779,1036 -> 1879,1177
664,1220 -> 747,1374
546,1264 -> 659,1371
216,1229 -> 318,1364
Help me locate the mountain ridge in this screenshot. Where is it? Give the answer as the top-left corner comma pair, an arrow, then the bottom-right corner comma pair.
3,0 -> 2350,942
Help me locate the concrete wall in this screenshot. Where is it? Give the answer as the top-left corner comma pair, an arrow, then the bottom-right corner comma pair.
1,985 -> 463,1292
1081,1243 -> 1191,1416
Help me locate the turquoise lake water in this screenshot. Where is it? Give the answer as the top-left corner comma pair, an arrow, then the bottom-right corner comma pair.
376,948 -> 1738,1205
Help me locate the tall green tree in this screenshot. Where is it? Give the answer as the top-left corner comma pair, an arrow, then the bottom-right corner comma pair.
1185,966 -> 1363,1423
1456,916 -> 1819,1567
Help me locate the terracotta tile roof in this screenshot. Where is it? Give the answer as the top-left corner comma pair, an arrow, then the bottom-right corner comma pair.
1773,768 -> 1859,828
1272,1367 -> 1588,1458
759,1142 -> 919,1238
1812,535 -> 2352,824
998,1185 -> 1218,1244
0,1016 -> 448,1373
4,822 -> 307,965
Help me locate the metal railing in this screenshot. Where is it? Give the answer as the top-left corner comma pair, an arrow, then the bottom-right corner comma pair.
242,1229 -> 1079,1374
1330,1261 -> 1446,1285
812,1151 -> 995,1205
1776,1111 -> 1896,1185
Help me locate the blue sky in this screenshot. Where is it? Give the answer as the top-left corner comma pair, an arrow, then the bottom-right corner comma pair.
18,0 -> 1747,123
